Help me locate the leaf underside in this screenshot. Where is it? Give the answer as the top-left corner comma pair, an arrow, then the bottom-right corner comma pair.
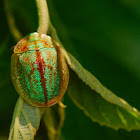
64,49 -> 140,130
8,97 -> 45,140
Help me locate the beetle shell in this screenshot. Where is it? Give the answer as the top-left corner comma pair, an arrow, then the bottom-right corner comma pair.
11,32 -> 69,107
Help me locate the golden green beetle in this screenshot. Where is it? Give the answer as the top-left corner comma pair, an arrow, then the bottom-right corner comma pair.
11,32 -> 69,107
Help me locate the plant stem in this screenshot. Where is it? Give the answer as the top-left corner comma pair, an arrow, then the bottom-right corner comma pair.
36,0 -> 49,34
43,104 -> 65,140
4,0 -> 22,41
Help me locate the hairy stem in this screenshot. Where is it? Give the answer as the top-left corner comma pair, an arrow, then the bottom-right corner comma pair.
36,0 -> 50,34
4,0 -> 22,41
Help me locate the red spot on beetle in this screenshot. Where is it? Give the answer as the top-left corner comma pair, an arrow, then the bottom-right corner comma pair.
47,65 -> 53,71
23,55 -> 30,63
21,45 -> 28,52
53,71 -> 56,81
16,41 -> 29,53
45,42 -> 48,45
30,63 -> 36,75
34,41 -> 37,45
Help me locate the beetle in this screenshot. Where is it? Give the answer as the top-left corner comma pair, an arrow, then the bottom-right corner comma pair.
11,32 -> 69,107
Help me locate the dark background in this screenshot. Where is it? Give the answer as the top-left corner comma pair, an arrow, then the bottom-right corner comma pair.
1,0 -> 140,139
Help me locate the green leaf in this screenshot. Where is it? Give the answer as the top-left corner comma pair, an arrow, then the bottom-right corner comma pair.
8,97 -> 45,140
43,102 -> 65,140
64,50 -> 140,130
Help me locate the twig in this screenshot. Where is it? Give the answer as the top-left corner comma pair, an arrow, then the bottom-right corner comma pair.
36,0 -> 50,34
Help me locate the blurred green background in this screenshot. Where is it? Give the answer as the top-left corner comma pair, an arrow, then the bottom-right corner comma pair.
1,0 -> 140,139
